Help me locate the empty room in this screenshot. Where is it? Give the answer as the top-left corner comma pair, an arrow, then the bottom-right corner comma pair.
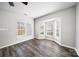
0,2 -> 79,57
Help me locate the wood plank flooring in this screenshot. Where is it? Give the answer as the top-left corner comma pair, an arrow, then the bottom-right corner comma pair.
0,39 -> 78,57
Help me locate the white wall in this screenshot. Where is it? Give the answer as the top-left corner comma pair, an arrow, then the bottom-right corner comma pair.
35,6 -> 76,48
76,3 -> 79,55
0,3 -> 34,48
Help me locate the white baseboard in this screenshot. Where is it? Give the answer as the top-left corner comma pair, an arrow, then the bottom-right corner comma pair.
53,39 -> 75,49
60,44 -> 75,49
0,37 -> 34,49
35,38 -> 79,56
54,40 -> 61,45
55,41 -> 79,56
74,48 -> 79,56
36,38 -> 75,49
54,41 -> 79,56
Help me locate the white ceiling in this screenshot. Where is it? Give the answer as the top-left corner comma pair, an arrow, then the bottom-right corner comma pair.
0,2 -> 77,18
25,2 -> 77,18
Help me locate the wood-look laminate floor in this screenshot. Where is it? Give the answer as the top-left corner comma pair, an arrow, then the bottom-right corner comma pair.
0,39 -> 78,57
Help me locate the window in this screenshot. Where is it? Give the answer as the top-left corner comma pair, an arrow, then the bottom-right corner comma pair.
17,22 -> 25,35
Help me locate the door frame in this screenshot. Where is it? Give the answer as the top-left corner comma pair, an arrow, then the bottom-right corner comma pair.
43,17 -> 61,44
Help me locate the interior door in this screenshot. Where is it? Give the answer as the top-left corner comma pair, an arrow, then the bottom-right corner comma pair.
38,18 -> 61,43
38,23 -> 45,39
45,18 -> 61,43
45,21 -> 54,39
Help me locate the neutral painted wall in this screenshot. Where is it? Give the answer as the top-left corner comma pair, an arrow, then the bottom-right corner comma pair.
35,6 -> 76,48
76,3 -> 79,55
0,3 -> 34,48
